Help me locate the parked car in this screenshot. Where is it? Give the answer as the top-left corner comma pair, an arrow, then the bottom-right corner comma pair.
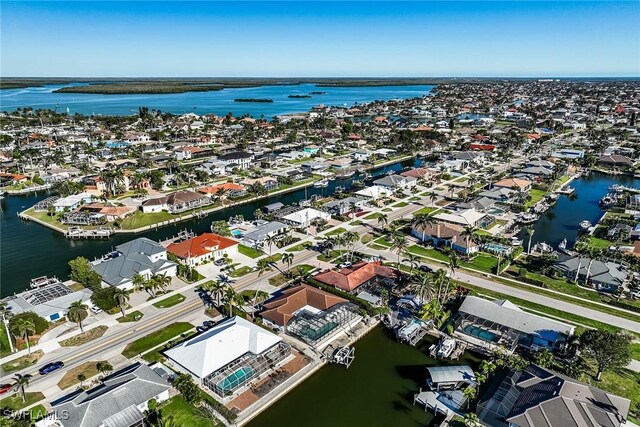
90,306 -> 103,314
0,384 -> 11,395
203,320 -> 215,328
39,361 -> 64,375
418,265 -> 433,273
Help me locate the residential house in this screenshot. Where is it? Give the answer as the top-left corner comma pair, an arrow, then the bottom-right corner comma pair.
372,174 -> 418,190
174,146 -> 212,161
164,316 -> 291,399
597,154 -> 634,169
553,255 -> 627,293
411,222 -> 480,255
241,176 -> 279,191
37,363 -> 170,427
493,178 -> 532,192
477,365 -> 630,427
313,261 -> 400,293
401,167 -> 436,181
198,183 -> 247,199
281,208 -> 331,228
454,296 -> 575,351
53,192 -> 94,212
167,232 -> 239,266
92,238 -> 177,290
323,196 -> 367,216
241,221 -> 289,249
432,208 -> 493,229
217,151 -> 254,170
141,190 -> 210,214
261,284 -> 361,346
354,185 -> 393,200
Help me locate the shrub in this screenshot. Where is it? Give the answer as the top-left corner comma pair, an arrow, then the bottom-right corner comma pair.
9,312 -> 49,334
90,287 -> 118,311
518,267 -> 528,279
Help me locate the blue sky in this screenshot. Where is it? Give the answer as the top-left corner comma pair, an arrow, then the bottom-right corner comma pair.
1,1 -> 639,77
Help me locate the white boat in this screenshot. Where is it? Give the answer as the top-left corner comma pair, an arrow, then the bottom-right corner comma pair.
510,237 -> 523,246
558,238 -> 567,252
517,213 -> 538,224
30,276 -> 60,289
579,220 -> 592,230
533,241 -> 554,254
436,338 -> 457,358
313,179 -> 329,188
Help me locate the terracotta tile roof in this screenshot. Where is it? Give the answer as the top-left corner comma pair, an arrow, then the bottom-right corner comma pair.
400,168 -> 434,179
198,183 -> 246,194
494,177 -> 531,190
261,284 -> 347,327
314,261 -> 399,292
168,232 -> 238,258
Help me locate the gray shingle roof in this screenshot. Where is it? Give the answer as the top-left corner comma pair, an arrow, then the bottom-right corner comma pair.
50,363 -> 170,427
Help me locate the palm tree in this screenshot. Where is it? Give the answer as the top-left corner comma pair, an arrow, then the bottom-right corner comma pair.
413,214 -> 435,243
377,213 -> 388,231
282,253 -> 294,275
256,258 -> 274,285
428,192 -> 437,207
264,234 -> 277,256
412,273 -> 435,304
403,253 -> 420,275
0,302 -> 15,353
203,280 -> 225,307
10,319 -> 35,354
460,226 -> 478,256
151,273 -> 172,294
132,273 -> 146,292
96,361 -> 113,376
113,288 -> 130,317
223,287 -> 238,317
390,234 -> 408,268
342,231 -> 359,261
584,248 -> 602,286
67,300 -> 89,333
526,227 -> 535,255
12,374 -> 32,403
77,373 -> 87,388
217,273 -> 235,288
252,290 -> 270,307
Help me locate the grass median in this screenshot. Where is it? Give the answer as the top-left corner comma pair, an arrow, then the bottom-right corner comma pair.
122,322 -> 194,359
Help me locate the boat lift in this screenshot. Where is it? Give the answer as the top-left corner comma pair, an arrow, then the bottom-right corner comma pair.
331,346 -> 355,369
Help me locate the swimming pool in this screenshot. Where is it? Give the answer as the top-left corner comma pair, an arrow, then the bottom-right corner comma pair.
231,229 -> 243,238
216,366 -> 254,392
300,321 -> 338,341
463,325 -> 500,343
482,243 -> 512,255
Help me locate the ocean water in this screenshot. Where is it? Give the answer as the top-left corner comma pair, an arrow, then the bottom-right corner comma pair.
0,83 -> 434,117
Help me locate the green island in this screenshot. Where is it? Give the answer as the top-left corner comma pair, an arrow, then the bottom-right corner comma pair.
234,98 -> 274,103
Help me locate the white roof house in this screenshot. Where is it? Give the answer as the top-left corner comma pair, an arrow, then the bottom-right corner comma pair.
281,208 -> 331,228
355,185 -> 393,199
433,208 -> 486,227
165,316 -> 282,379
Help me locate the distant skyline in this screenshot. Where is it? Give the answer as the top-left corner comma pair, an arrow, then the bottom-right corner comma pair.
2,1 -> 639,78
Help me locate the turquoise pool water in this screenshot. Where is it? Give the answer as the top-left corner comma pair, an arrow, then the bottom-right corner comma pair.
463,325 -> 500,343
231,229 -> 243,237
482,243 -> 512,255
216,366 -> 254,392
300,321 -> 338,341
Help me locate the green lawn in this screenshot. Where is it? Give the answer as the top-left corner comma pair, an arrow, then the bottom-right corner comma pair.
152,293 -> 186,309
579,363 -> 640,424
122,322 -> 194,358
269,265 -> 314,287
631,342 -> 640,361
285,241 -> 312,252
264,253 -> 283,263
525,189 -> 547,208
392,201 -> 409,208
0,392 -> 45,411
230,266 -> 253,278
119,210 -> 174,229
238,244 -> 263,259
412,206 -> 438,216
22,208 -> 69,230
465,254 -> 498,273
587,236 -> 614,250
407,245 -> 450,262
57,361 -> 103,389
363,212 -> 384,220
117,310 -> 144,323
28,404 -> 48,421
373,236 -> 393,247
1,350 -> 44,373
161,395 -> 219,427
349,220 -> 363,226
0,324 -> 12,358
325,227 -> 347,236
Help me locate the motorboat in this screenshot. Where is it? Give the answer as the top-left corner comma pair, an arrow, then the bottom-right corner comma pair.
313,179 -> 329,188
558,238 -> 568,253
30,276 -> 60,289
436,338 -> 457,358
510,237 -> 523,246
533,241 -> 554,254
579,220 -> 592,230
516,213 -> 538,224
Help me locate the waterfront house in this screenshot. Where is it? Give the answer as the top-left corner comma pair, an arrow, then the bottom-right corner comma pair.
597,154 -> 635,169
426,365 -> 476,392
174,145 -> 212,161
242,221 -> 289,249
373,174 -> 418,190
164,316 -> 292,399
313,261 -> 400,293
492,177 -> 532,192
432,208 -> 493,229
198,182 -> 247,199
37,363 -> 170,427
553,255 -> 627,293
478,187 -> 515,203
323,196 -> 367,216
411,222 -> 480,255
354,184 -> 393,200
551,148 -> 585,160
453,296 -> 575,352
281,207 -> 331,228
400,167 -> 436,181
626,194 -> 640,213
167,232 -> 239,266
92,237 -> 177,290
607,223 -> 633,240
0,172 -> 28,187
261,284 -> 361,347
141,190 -> 210,214
477,364 -> 630,427
3,279 -> 93,322
241,176 -> 280,191
354,149 -> 373,162
53,192 -> 94,212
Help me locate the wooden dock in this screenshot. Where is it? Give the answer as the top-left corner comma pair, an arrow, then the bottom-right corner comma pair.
65,227 -> 114,239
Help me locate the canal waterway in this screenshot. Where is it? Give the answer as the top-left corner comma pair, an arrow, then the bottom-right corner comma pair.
247,326 -> 481,427
0,83 -> 434,117
521,172 -> 640,249
0,159 -> 418,297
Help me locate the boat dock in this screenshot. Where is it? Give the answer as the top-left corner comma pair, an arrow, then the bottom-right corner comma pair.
65,226 -> 114,239
395,318 -> 432,346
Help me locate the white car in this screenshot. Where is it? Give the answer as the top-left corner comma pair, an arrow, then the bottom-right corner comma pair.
90,306 -> 103,314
